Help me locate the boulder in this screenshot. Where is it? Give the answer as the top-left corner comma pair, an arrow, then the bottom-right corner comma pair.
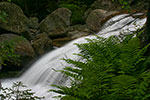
84,0 -> 121,20
39,8 -> 72,38
86,9 -> 118,32
29,17 -> 39,29
31,33 -> 52,55
0,33 -> 35,66
67,25 -> 93,39
23,17 -> 39,40
0,2 -> 30,34
52,25 -> 93,47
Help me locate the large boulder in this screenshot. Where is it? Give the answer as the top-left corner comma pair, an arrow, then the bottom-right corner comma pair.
0,2 -> 30,35
86,9 -> 118,32
39,8 -> 72,38
84,0 -> 121,20
0,34 -> 35,66
31,33 -> 52,55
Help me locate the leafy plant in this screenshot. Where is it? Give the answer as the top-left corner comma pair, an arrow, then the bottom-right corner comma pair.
0,38 -> 21,69
50,34 -> 150,100
7,0 -> 11,2
58,0 -> 87,25
112,0 -> 131,9
0,81 -> 45,100
10,0 -> 58,20
0,11 -> 8,23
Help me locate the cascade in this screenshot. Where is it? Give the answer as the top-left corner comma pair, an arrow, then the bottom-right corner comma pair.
1,14 -> 146,100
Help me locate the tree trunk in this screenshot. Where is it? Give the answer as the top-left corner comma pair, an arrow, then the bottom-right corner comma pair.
145,0 -> 150,45
140,0 -> 150,55
140,0 -> 150,48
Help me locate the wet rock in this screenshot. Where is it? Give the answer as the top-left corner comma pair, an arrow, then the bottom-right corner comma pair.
86,9 -> 119,32
31,33 -> 52,55
67,24 -> 93,39
52,37 -> 72,47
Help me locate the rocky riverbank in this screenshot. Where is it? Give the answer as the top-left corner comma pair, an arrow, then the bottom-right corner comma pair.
0,0 -> 147,72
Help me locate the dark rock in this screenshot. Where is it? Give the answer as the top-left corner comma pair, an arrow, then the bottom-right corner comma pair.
29,17 -> 39,29
52,37 -> 72,47
31,33 -> 52,55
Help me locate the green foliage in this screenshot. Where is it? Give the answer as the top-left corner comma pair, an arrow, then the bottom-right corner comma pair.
58,0 -> 87,25
10,0 -> 58,20
0,81 -> 45,100
7,0 -> 11,2
112,0 -> 130,9
50,34 -> 150,100
0,11 -> 8,23
0,39 -> 21,68
0,71 -> 19,78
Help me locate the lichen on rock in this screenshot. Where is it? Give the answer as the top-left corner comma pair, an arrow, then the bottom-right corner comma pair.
0,2 -> 31,35
39,8 -> 72,38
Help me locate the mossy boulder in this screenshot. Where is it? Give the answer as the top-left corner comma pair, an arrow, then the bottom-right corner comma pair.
31,33 -> 52,55
0,2 -> 31,35
0,34 -> 35,66
39,8 -> 72,38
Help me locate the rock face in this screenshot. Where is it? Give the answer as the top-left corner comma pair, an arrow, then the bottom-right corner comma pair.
0,2 -> 30,34
0,34 -> 35,66
31,33 -> 52,55
39,8 -> 72,38
86,9 -> 118,32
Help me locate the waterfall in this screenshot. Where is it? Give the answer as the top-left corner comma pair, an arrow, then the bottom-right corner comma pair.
1,14 -> 146,100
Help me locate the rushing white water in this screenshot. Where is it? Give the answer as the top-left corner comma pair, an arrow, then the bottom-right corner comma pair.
1,14 -> 146,100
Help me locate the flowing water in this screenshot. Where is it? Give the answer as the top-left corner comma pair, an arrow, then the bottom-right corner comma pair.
1,14 -> 146,100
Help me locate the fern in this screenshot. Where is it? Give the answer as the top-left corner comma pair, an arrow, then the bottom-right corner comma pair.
50,35 -> 150,100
